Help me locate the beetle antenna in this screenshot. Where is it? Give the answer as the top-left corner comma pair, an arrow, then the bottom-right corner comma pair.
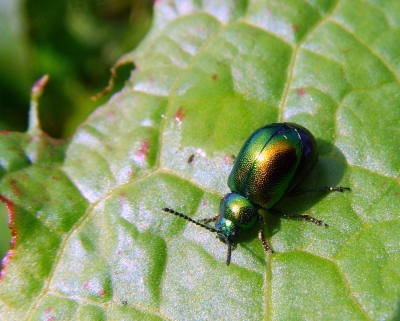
162,208 -> 220,234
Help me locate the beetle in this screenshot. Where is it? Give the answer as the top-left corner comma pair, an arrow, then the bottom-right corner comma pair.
163,123 -> 350,265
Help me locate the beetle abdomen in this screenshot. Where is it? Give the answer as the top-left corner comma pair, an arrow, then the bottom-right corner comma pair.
228,123 -> 303,209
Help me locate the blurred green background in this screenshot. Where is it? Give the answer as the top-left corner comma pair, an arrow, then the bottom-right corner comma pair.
0,0 -> 154,268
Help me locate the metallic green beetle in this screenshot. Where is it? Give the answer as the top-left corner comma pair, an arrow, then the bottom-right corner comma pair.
163,123 -> 349,265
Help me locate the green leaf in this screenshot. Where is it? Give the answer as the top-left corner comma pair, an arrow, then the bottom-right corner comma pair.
1,0 -> 400,320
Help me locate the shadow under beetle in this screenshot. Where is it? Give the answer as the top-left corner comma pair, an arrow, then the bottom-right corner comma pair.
163,123 -> 350,265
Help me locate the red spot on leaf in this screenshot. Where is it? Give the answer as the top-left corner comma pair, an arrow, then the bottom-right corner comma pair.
84,280 -> 90,289
140,140 -> 150,156
174,106 -> 186,124
45,307 -> 52,314
201,200 -> 207,206
134,139 -> 150,162
0,130 -> 10,134
0,195 -> 16,279
224,154 -> 232,166
9,179 -> 21,195
119,193 -> 127,205
212,74 -> 218,80
297,88 -> 307,96
98,288 -> 105,296
292,24 -> 299,32
46,317 -> 55,321
107,111 -> 116,119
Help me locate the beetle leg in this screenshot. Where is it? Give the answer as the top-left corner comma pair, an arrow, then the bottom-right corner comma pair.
202,213 -> 220,224
258,216 -> 273,253
226,239 -> 232,266
269,208 -> 328,227
290,186 -> 350,196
